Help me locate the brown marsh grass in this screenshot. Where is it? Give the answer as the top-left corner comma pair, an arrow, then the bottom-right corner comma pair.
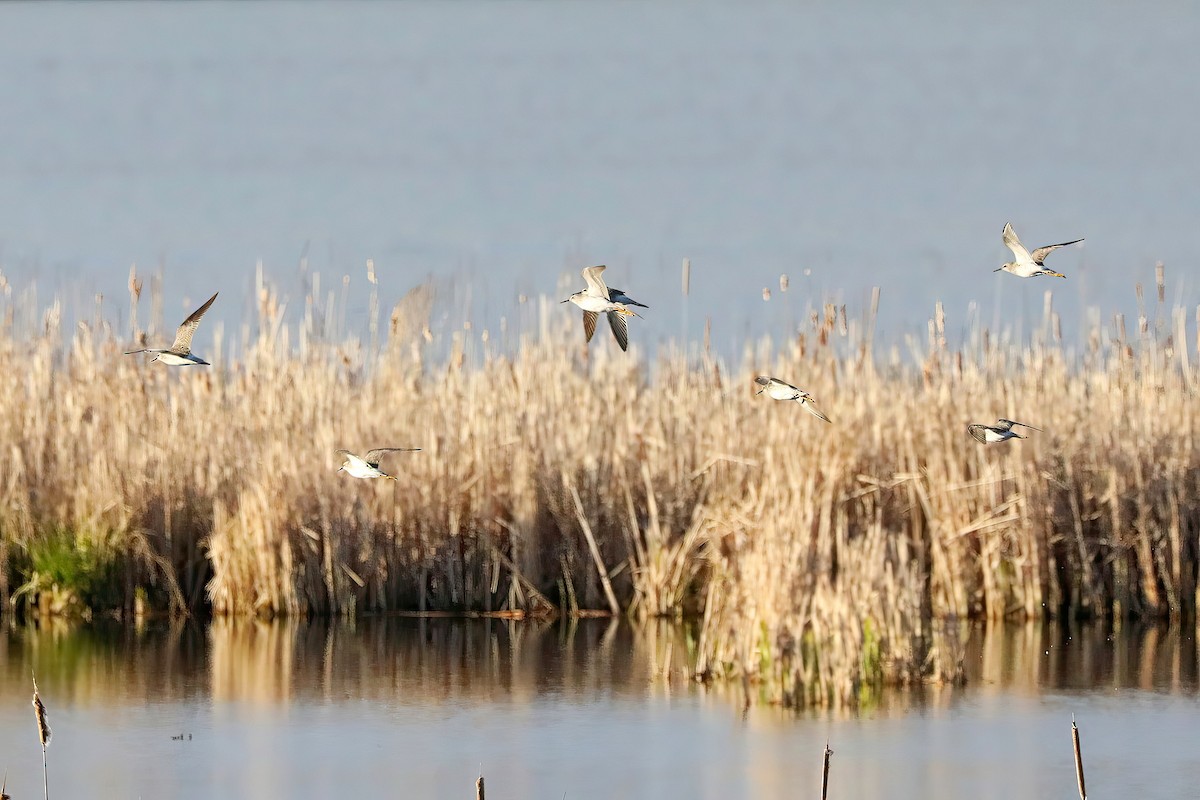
1,267 -> 1198,705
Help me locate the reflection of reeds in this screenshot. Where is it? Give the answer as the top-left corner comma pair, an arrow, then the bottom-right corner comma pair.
1,273 -> 1198,704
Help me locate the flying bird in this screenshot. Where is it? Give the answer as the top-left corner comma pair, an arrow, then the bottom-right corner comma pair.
967,418 -> 1042,444
754,376 -> 832,423
561,265 -> 643,351
995,222 -> 1082,278
124,292 -> 219,365
336,448 -> 421,480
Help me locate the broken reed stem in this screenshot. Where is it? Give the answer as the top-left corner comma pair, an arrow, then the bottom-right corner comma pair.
475,775 -> 485,800
32,675 -> 51,800
567,481 -> 620,615
1072,717 -> 1086,800
821,743 -> 833,800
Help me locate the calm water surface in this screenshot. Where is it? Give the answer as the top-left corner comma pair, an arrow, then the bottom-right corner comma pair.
0,619 -> 1197,799
1,1 -> 1199,350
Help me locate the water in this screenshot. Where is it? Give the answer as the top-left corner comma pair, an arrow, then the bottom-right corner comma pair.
1,619 -> 1196,799
1,2 -> 1199,352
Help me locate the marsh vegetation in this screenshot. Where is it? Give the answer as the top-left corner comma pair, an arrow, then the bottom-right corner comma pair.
0,268 -> 1197,705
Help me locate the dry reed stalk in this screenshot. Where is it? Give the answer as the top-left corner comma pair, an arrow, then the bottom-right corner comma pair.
475,775 -> 484,800
32,676 -> 50,800
566,479 -> 619,615
821,743 -> 833,800
1072,717 -> 1086,800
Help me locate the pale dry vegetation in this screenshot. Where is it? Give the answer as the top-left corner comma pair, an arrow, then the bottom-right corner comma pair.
0,268 -> 1197,706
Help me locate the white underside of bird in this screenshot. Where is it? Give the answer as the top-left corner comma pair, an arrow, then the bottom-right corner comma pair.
148,351 -> 209,366
571,294 -> 623,313
340,459 -> 394,479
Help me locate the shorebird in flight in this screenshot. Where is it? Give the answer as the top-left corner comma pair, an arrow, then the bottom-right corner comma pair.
562,265 -> 643,351
336,448 -> 421,480
967,418 -> 1042,444
995,222 -> 1082,278
754,376 -> 832,423
124,292 -> 218,365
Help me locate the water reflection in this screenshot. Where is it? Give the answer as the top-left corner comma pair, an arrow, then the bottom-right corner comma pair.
966,620 -> 1199,694
207,616 -> 686,706
1,619 -> 1195,709
0,617 -> 699,707
0,619 -> 1197,800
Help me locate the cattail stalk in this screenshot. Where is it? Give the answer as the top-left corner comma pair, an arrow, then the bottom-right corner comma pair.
32,675 -> 51,800
821,743 -> 833,800
1072,717 -> 1086,800
475,775 -> 485,800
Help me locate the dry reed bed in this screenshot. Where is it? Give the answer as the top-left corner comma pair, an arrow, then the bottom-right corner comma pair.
0,278 -> 1198,705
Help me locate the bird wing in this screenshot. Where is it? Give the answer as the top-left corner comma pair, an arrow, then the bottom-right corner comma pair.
1002,223 -> 1032,263
1009,419 -> 1043,432
581,265 -> 610,298
337,449 -> 369,468
1030,239 -> 1083,265
365,448 -> 420,466
582,310 -> 598,343
800,396 -> 832,423
606,310 -> 629,351
608,288 -> 648,308
170,292 -> 218,352
967,424 -> 991,443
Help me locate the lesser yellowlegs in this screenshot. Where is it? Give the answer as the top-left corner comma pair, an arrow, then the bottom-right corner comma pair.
996,222 -> 1082,279
967,418 -> 1042,443
124,292 -> 219,365
336,448 -> 421,480
754,376 -> 832,423
561,265 -> 642,351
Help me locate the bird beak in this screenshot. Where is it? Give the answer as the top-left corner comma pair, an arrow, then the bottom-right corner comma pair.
560,298 -> 569,303
993,267 -> 1003,272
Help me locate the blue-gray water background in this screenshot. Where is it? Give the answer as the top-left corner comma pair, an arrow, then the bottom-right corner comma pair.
1,1 -> 1198,354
